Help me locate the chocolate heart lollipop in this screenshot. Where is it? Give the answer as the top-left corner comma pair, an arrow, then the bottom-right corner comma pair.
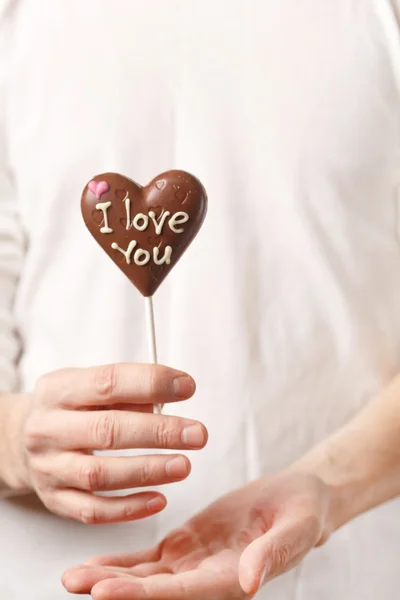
81,170 -> 208,414
81,171 -> 207,297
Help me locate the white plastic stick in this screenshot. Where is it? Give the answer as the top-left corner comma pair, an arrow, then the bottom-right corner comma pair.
145,296 -> 162,414
145,296 -> 158,364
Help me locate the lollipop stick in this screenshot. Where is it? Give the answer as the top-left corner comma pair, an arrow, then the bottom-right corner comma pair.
145,296 -> 162,414
145,296 -> 158,364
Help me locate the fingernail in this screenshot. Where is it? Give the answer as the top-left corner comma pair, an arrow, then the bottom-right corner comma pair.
147,496 -> 166,513
165,456 -> 189,478
258,565 -> 269,590
173,375 -> 196,398
181,425 -> 205,448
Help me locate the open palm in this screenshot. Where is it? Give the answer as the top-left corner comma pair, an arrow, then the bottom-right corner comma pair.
63,473 -> 332,600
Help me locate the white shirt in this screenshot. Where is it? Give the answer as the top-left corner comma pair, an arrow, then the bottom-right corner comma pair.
1,1 -> 400,598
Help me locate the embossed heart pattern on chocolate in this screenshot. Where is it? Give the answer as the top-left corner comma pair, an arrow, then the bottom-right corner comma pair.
81,171 -> 208,296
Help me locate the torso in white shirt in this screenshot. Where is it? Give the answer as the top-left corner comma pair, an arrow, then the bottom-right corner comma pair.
1,1 -> 400,598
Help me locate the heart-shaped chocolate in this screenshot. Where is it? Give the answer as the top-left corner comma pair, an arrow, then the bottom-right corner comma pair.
81,170 -> 208,296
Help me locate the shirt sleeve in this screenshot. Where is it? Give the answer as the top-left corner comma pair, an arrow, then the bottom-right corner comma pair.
0,1 -> 24,392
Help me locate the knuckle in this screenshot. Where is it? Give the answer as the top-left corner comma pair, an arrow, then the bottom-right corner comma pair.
78,462 -> 104,491
78,506 -> 100,525
92,412 -> 120,449
170,416 -> 185,441
278,543 -> 292,567
94,364 -> 118,399
137,460 -> 155,484
153,420 -> 174,448
121,504 -> 139,520
269,542 -> 292,574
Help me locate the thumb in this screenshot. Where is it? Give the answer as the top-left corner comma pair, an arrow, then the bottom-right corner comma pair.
238,517 -> 315,595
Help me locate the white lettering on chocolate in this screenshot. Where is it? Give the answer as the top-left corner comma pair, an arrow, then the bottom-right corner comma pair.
148,210 -> 171,235
133,213 -> 149,231
111,240 -> 137,264
153,245 -> 172,265
124,195 -> 131,231
96,201 -> 113,233
169,211 -> 189,233
134,249 -> 151,266
112,241 -> 165,267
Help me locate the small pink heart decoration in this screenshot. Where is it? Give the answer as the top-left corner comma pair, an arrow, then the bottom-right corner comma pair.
88,180 -> 110,199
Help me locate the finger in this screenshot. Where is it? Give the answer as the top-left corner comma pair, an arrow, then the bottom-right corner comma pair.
48,453 -> 191,491
49,489 -> 167,524
62,562 -> 171,594
36,363 -> 195,409
129,563 -> 172,577
84,546 -> 160,567
239,516 -> 317,595
62,567 -> 129,595
39,410 -> 207,451
91,570 -> 238,600
106,403 -> 153,413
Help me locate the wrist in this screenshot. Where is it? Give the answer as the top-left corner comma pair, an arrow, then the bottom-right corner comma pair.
289,437 -> 362,542
292,375 -> 400,541
0,393 -> 33,495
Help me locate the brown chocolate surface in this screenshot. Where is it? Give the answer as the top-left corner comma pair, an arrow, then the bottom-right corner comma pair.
81,170 -> 207,296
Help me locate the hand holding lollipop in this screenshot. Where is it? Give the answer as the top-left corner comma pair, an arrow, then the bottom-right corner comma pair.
17,175 -> 207,525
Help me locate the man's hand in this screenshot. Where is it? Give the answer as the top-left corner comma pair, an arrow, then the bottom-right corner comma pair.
1,363 -> 207,523
62,472 -> 334,599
